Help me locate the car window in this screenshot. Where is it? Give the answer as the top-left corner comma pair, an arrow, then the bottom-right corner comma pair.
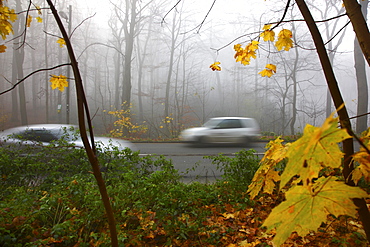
203,119 -> 223,128
217,119 -> 242,129
243,119 -> 258,128
17,129 -> 59,142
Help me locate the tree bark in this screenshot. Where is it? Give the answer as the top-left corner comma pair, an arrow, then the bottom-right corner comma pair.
121,0 -> 136,112
354,0 -> 368,133
342,0 -> 370,66
295,0 -> 370,242
14,0 -> 27,125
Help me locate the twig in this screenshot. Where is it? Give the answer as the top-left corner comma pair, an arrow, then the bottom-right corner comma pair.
0,63 -> 71,96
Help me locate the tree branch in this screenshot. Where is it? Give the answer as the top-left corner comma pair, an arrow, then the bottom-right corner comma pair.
0,63 -> 71,96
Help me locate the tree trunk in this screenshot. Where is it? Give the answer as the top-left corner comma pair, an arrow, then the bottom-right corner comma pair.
121,0 -> 136,111
354,0 -> 368,133
164,10 -> 179,137
295,0 -> 370,242
14,0 -> 27,125
114,53 -> 121,109
47,1 -> 118,246
342,0 -> 370,66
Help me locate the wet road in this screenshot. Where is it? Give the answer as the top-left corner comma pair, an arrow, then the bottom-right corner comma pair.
135,142 -> 267,182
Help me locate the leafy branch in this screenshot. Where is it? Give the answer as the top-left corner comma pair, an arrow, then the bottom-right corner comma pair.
0,63 -> 71,96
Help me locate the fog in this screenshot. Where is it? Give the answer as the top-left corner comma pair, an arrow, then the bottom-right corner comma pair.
0,0 -> 368,138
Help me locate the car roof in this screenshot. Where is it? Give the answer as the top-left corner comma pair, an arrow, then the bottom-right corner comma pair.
1,124 -> 78,133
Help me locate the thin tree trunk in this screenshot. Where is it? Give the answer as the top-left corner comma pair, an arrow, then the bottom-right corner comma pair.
14,0 -> 27,125
342,0 -> 370,66
354,0 -> 368,133
47,1 -> 118,246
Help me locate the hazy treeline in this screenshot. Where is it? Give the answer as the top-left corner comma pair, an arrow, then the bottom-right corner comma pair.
0,0 -> 366,138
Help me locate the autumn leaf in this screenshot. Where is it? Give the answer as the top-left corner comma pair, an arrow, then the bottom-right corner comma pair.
0,5 -> 17,40
260,24 -> 275,42
258,64 -> 276,77
0,44 -> 6,53
247,137 -> 288,199
57,38 -> 66,48
36,16 -> 43,23
263,176 -> 368,247
50,74 -> 69,92
234,41 -> 259,66
275,29 -> 293,51
27,15 -> 32,27
352,128 -> 370,184
280,111 -> 351,189
210,61 -> 221,71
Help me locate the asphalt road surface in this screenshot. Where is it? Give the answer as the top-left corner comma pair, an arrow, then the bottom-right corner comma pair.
135,141 -> 267,183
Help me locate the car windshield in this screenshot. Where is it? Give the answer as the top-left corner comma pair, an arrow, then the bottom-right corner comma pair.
203,119 -> 223,128
11,126 -> 80,143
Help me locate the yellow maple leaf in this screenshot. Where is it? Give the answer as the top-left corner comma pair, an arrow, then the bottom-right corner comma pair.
9,9 -> 18,22
260,25 -> 275,42
234,41 -> 259,66
50,74 -> 69,92
258,64 -> 276,77
247,40 -> 259,52
248,137 -> 287,199
210,61 -> 221,71
263,176 -> 368,247
0,5 -> 17,40
260,30 -> 275,42
0,44 -> 6,53
27,15 -> 32,27
262,24 -> 272,31
352,128 -> 370,184
36,16 -> 43,23
280,110 -> 352,189
57,38 -> 66,48
275,29 -> 293,51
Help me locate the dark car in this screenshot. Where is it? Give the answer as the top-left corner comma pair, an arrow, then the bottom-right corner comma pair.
0,124 -> 136,153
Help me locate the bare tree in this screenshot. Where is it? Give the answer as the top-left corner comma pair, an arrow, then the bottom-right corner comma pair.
354,0 -> 368,133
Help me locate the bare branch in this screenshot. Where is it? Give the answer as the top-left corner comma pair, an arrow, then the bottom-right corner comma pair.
0,63 -> 71,96
161,0 -> 182,24
181,0 -> 217,34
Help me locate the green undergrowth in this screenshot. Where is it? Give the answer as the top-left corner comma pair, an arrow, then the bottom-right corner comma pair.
0,143 -> 260,246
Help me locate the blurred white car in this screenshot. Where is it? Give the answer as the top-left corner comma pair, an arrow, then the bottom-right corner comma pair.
0,124 -> 136,153
180,117 -> 260,146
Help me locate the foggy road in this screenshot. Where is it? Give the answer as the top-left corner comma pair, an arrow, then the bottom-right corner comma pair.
135,142 -> 267,183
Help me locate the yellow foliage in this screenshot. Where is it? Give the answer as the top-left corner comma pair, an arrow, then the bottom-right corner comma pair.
260,25 -> 275,42
57,38 -> 66,48
247,137 -> 287,199
0,4 -> 17,40
281,110 -> 351,189
106,103 -> 148,138
258,64 -> 276,77
352,129 -> 370,184
36,16 -> 42,23
50,74 -> 69,92
275,29 -> 293,51
0,44 -> 6,53
210,61 -> 221,71
26,15 -> 32,27
230,26 -> 293,78
263,176 -> 368,247
248,110 -> 370,246
234,41 -> 259,65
